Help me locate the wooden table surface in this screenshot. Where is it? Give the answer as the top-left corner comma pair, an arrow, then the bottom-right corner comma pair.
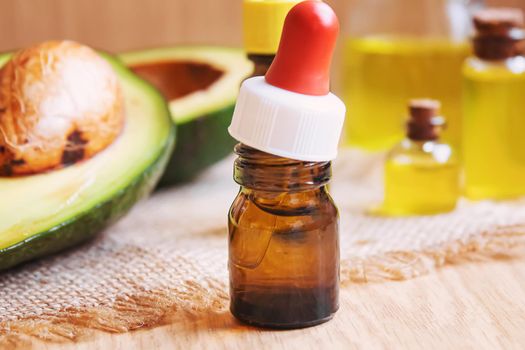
29,252 -> 525,350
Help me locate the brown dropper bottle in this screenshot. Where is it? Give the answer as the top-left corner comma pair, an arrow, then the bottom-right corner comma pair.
243,0 -> 303,76
473,8 -> 525,60
229,1 -> 344,329
228,145 -> 339,328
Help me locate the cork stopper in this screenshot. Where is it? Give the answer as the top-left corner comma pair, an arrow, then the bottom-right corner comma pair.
473,8 -> 525,60
474,8 -> 524,34
407,99 -> 444,141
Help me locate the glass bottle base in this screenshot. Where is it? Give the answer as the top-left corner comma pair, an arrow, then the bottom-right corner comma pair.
230,286 -> 338,329
232,310 -> 335,329
464,186 -> 525,201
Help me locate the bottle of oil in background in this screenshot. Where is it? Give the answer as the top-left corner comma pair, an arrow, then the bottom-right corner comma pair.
342,0 -> 483,151
463,8 -> 525,199
243,0 -> 302,77
383,99 -> 459,216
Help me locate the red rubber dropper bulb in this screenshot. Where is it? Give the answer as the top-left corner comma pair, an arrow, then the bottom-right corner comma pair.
265,0 -> 340,96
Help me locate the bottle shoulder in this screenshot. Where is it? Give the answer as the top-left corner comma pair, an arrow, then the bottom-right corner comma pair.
229,187 -> 338,228
463,56 -> 525,80
387,139 -> 457,166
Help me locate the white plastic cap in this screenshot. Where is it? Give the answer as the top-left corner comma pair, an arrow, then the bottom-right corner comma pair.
228,77 -> 346,162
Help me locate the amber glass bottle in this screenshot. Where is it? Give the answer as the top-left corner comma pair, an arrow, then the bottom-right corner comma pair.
228,144 -> 339,328
247,54 -> 275,77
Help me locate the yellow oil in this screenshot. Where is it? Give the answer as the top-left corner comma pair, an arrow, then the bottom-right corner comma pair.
342,37 -> 469,150
462,57 -> 525,199
382,140 -> 459,216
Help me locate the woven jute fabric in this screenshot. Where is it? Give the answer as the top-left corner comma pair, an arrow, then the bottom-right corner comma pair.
2,150 -> 525,347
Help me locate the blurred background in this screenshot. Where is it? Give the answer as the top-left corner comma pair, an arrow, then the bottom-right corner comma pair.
1,0 -> 522,53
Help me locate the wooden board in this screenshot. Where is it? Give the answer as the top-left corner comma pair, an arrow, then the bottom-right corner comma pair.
30,254 -> 525,349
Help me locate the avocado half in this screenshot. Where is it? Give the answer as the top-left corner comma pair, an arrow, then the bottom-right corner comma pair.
120,47 -> 253,185
0,54 -> 174,270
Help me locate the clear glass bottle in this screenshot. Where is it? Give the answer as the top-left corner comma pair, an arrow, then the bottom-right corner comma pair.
342,0 -> 483,151
228,143 -> 339,328
463,8 -> 525,199
383,99 -> 459,215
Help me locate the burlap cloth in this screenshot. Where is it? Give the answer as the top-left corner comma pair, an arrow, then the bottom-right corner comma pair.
2,149 -> 525,347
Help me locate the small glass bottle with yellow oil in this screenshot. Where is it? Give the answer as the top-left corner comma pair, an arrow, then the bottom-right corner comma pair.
343,0 -> 483,150
463,8 -> 525,199
383,99 -> 459,216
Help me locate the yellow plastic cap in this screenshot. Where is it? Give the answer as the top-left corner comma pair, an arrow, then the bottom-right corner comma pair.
243,0 -> 303,55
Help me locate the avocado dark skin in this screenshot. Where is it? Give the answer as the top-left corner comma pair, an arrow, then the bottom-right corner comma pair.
0,146 -> 171,270
120,47 -> 254,187
159,105 -> 236,185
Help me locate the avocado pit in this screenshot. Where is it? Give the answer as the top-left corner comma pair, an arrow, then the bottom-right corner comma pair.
0,40 -> 124,176
62,130 -> 89,165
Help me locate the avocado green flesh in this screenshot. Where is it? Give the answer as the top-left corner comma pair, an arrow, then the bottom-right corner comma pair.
0,55 -> 174,270
120,47 -> 253,185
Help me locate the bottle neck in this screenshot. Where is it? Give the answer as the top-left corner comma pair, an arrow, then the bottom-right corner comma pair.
233,143 -> 331,192
474,37 -> 524,60
247,54 -> 275,77
402,138 -> 438,149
